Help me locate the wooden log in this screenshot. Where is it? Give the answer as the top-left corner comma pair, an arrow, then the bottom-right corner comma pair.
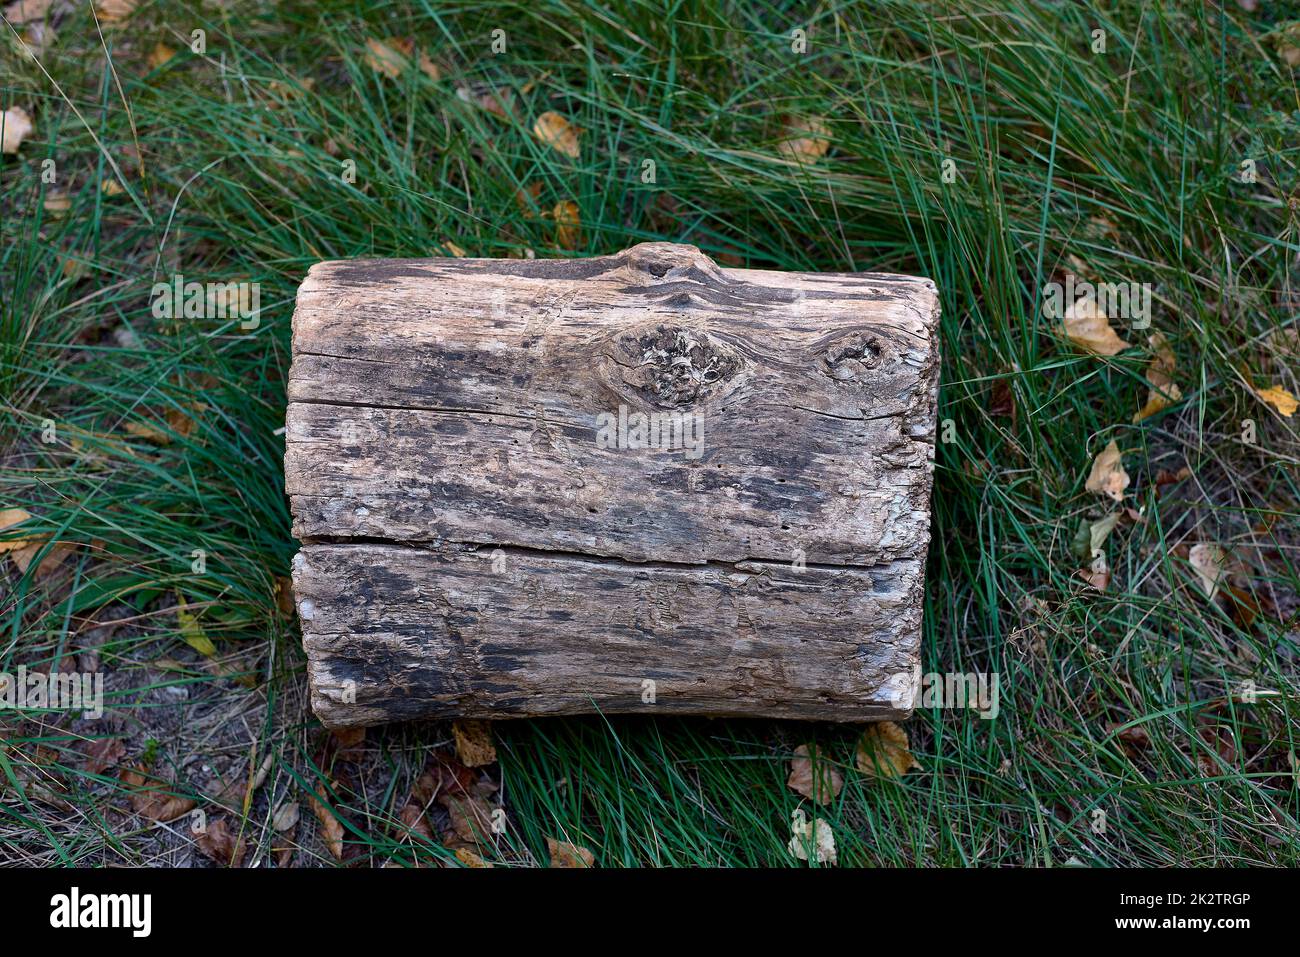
285,242 -> 940,728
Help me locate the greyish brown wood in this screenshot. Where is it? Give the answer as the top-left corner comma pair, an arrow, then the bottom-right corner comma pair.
285,242 -> 940,728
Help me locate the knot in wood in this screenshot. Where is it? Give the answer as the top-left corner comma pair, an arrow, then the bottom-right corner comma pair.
615,241 -> 725,284
822,331 -> 886,382
624,325 -> 740,407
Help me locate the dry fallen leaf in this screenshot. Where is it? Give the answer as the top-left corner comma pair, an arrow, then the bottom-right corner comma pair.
440,239 -> 467,258
441,791 -> 497,848
123,421 -> 169,443
1189,543 -> 1228,599
363,37 -> 438,80
2,0 -> 53,23
1088,511 -> 1121,557
989,379 -> 1015,419
1078,553 -> 1110,591
101,178 -> 124,196
196,816 -> 247,867
454,846 -> 493,868
533,111 -> 580,159
15,21 -> 54,60
95,0 -> 136,23
1272,22 -> 1300,67
413,750 -> 477,805
1084,440 -> 1129,502
1107,722 -> 1151,757
274,576 -> 296,617
307,791 -> 346,860
456,85 -> 515,119
398,800 -> 434,842
787,743 -> 843,806
1062,295 -> 1130,356
451,719 -> 497,768
1222,583 -> 1263,629
1253,384 -> 1297,417
1133,332 -> 1182,422
787,813 -> 837,865
777,116 -> 831,163
176,595 -> 218,657
330,725 -> 366,762
546,836 -> 595,868
0,508 -> 34,553
123,402 -> 202,445
552,199 -> 581,250
272,800 -> 300,832
855,721 -> 921,779
119,765 -> 197,822
82,737 -> 126,776
1155,466 -> 1191,492
10,539 -> 74,578
147,42 -> 176,70
513,181 -> 543,215
364,37 -> 409,78
1,106 -> 33,155
42,189 -> 70,215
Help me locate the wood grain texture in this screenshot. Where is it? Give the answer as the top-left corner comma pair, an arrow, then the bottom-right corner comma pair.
286,242 -> 940,727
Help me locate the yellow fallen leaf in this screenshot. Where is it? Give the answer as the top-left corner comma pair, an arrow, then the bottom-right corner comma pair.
533,111 -> 580,159
546,836 -> 595,867
777,116 -> 831,163
855,721 -> 921,779
0,508 -> 34,553
451,720 -> 497,768
101,178 -> 124,196
1084,440 -> 1129,502
787,743 -> 843,806
1062,295 -> 1130,356
1,106 -> 33,155
176,595 -> 218,657
1253,384 -> 1297,417
364,37 -> 410,78
552,200 -> 581,250
440,240 -> 466,258
147,42 -> 176,70
1133,332 -> 1182,422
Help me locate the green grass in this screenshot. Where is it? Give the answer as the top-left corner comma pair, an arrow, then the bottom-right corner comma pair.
2,0 -> 1298,866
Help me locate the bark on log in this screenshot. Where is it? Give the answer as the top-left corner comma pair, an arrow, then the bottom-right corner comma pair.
285,242 -> 940,728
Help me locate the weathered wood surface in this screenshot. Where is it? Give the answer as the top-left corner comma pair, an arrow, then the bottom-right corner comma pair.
286,242 -> 940,727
